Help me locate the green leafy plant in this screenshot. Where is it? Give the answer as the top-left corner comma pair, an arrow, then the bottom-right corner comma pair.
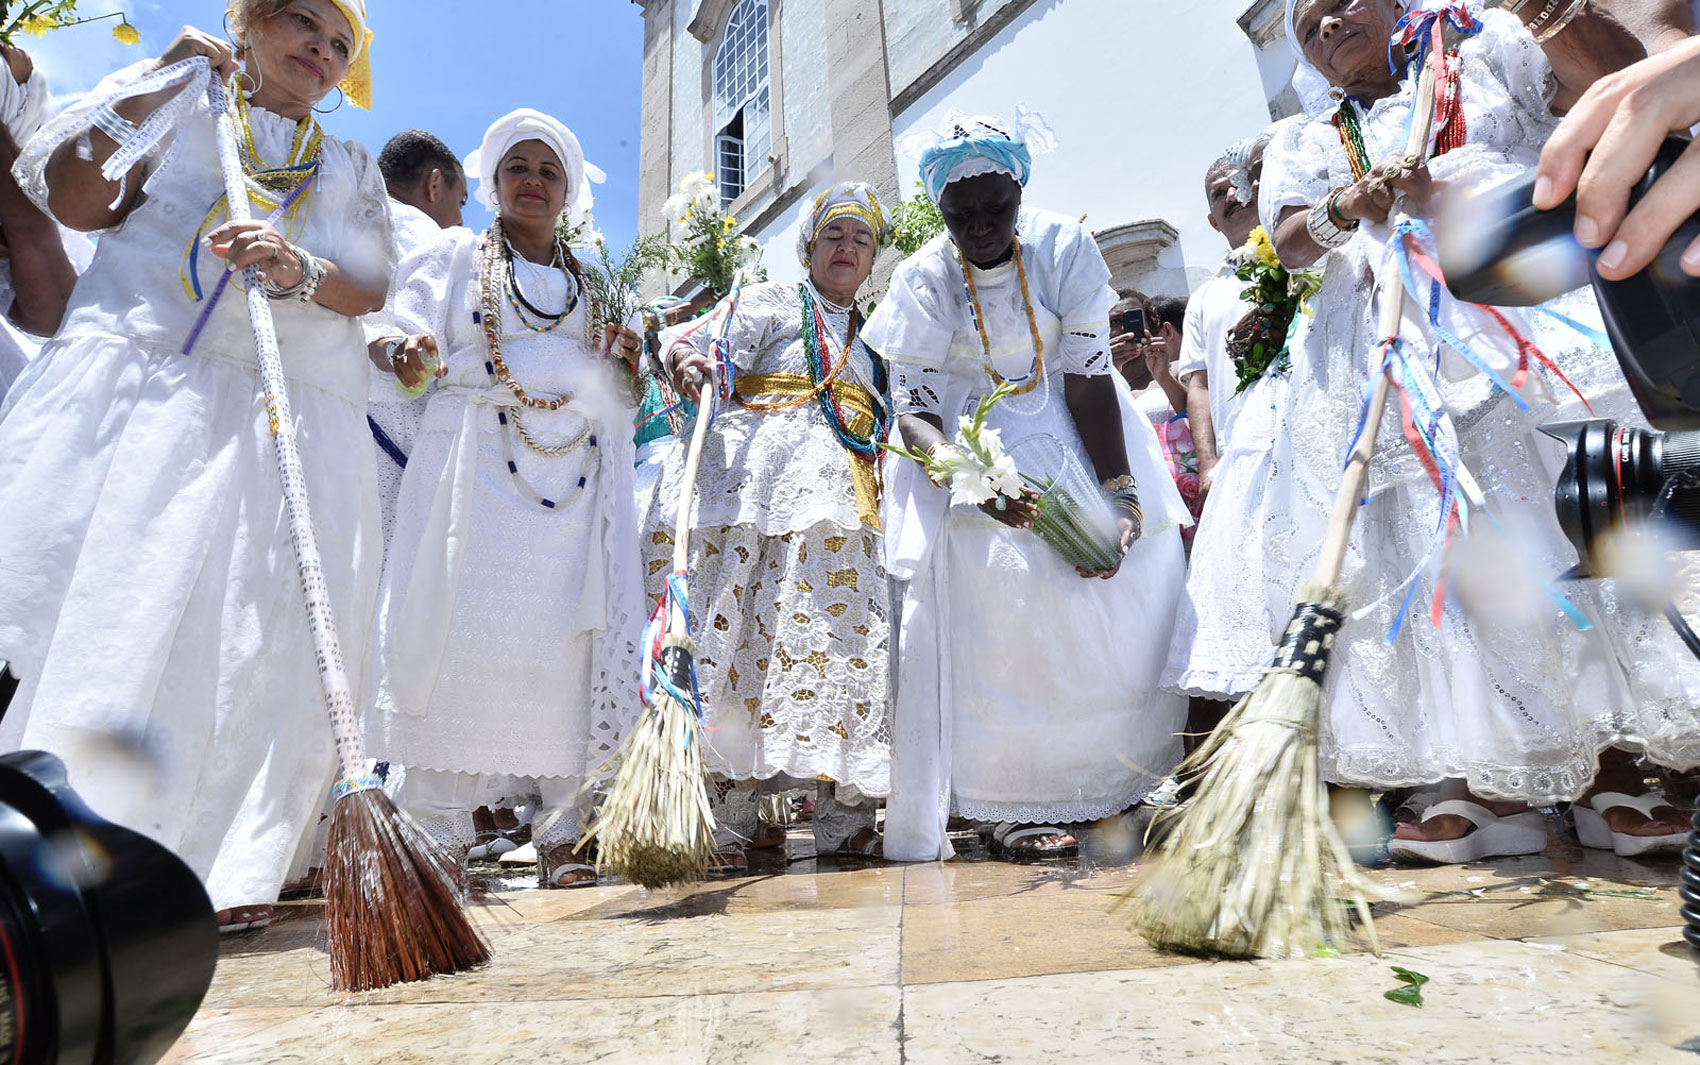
1383,965 -> 1429,1008
580,233 -> 675,334
1,1 -> 138,45
889,181 -> 945,258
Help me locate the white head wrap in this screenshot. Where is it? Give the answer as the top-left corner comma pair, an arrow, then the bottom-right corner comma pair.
1281,0 -> 1412,116
464,108 -> 607,226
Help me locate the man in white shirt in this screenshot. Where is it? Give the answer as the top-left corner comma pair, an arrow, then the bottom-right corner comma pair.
1169,135 -> 1266,505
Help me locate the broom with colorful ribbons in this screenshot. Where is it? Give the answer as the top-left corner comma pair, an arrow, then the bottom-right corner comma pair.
1130,11 -> 1466,960
585,297 -> 739,889
202,71 -> 488,990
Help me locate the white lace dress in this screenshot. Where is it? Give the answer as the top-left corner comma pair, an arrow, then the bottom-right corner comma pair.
1162,253 -> 1320,699
639,280 -> 893,797
363,226 -> 644,845
0,75 -> 393,911
1260,8 -> 1700,800
866,209 -> 1193,861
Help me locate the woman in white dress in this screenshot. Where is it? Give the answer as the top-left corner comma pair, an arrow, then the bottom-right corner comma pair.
1268,0 -> 1699,861
865,114 -> 1192,863
649,183 -> 895,865
364,108 -> 646,888
0,1 -> 393,930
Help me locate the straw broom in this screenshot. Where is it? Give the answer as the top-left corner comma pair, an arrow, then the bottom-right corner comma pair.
205,72 -> 488,990
1128,45 -> 1448,960
585,374 -> 720,889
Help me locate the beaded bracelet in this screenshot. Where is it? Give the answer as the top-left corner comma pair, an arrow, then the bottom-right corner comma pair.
1521,0 -> 1565,34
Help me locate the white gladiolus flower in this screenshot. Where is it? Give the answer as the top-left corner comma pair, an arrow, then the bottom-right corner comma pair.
986,454 -> 1024,499
976,424 -> 1005,455
948,465 -> 997,507
957,414 -> 975,435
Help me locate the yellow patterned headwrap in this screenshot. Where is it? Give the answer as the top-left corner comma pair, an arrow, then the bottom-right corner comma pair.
796,182 -> 892,267
324,0 -> 371,110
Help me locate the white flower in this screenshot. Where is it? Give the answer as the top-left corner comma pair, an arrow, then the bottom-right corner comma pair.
975,423 -> 1005,456
985,454 -> 1024,499
680,171 -> 716,203
948,464 -> 997,507
956,414 -> 975,436
663,192 -> 690,220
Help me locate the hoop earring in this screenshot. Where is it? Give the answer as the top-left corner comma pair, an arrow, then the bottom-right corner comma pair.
312,86 -> 345,115
235,65 -> 263,97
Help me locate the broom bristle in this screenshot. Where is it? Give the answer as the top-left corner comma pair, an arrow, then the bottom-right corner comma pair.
1122,580 -> 1398,959
585,686 -> 718,890
323,789 -> 491,992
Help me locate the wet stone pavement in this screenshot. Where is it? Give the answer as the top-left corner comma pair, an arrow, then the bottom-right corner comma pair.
167,816 -> 1700,1064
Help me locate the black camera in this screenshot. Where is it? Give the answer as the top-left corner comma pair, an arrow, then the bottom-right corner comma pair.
0,671 -> 218,1064
1441,136 -> 1700,575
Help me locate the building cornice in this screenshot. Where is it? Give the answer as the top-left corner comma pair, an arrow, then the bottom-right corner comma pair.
1238,0 -> 1285,48
687,0 -> 738,43
1093,218 -> 1179,278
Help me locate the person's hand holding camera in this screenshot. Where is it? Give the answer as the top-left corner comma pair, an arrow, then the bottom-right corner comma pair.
1535,34 -> 1700,280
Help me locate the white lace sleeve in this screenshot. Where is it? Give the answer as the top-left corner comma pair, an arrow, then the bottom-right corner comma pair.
863,242 -> 958,370
392,226 -> 478,342
892,361 -> 947,418
1475,7 -> 1557,114
1052,222 -> 1114,376
1259,114 -> 1332,236
11,58 -> 197,223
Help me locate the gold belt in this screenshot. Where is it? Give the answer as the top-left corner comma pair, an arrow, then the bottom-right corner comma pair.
735,371 -> 882,531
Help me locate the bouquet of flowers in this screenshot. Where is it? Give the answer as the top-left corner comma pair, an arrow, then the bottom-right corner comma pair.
663,171 -> 765,298
885,382 -> 1124,571
1225,225 -> 1320,396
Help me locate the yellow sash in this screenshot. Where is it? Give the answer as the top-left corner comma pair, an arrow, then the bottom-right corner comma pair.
735,372 -> 882,531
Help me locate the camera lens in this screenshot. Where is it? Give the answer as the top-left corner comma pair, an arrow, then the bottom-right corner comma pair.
1546,419 -> 1700,574
0,751 -> 217,1065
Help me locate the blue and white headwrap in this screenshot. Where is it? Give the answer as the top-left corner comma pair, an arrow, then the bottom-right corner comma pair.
909,107 -> 1058,205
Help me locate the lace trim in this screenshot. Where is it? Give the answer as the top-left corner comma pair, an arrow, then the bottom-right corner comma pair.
954,781 -> 1159,827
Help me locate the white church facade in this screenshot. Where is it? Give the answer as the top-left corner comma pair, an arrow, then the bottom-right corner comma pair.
633,0 -> 1299,298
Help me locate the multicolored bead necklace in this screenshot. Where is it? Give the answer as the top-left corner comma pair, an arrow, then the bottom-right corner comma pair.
503,234 -> 579,332
958,236 -> 1044,395
798,283 -> 888,460
735,284 -> 856,412
1332,98 -> 1372,183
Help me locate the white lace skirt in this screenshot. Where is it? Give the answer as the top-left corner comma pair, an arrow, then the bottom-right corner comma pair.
0,332 -> 379,911
644,522 -> 893,796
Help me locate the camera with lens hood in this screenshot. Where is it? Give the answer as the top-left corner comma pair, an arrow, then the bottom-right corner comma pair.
1440,136 -> 1700,583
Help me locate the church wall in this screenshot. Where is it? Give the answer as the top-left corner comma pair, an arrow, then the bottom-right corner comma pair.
887,0 -> 1278,292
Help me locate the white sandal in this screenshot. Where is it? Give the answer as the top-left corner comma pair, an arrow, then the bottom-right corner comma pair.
1386,800 -> 1548,865
1573,792 -> 1689,858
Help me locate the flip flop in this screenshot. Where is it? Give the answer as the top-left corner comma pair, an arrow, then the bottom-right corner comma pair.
1573,792 -> 1689,857
1387,800 -> 1547,865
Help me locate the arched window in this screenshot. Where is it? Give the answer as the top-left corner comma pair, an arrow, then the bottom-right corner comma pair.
711,0 -> 771,206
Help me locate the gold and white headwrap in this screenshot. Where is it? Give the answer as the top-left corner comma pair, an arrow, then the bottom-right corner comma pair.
795,182 -> 893,267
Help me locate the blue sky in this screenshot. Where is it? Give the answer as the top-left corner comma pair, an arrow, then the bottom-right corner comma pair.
24,0 -> 647,246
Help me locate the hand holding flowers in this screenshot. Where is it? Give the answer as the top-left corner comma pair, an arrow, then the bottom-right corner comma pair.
885,383 -> 1039,528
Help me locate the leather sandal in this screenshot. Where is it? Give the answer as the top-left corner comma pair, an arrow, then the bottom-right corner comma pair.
1387,800 -> 1547,865
1573,792 -> 1689,857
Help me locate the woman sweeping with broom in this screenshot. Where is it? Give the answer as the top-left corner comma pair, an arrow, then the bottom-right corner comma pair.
0,1 -> 395,933
643,183 -> 897,867
1257,0 -> 1698,863
364,108 -> 647,889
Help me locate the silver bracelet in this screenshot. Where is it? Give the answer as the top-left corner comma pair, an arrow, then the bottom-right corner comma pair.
265,244 -> 324,303
380,337 -> 404,369
1533,0 -> 1588,42
1306,193 -> 1355,249
90,104 -> 140,148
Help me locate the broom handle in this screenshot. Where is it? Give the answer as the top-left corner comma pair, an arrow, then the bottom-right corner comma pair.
207,74 -> 369,782
1311,53 -> 1441,587
671,374 -> 717,572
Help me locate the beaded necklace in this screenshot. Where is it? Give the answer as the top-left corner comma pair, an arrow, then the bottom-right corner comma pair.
798,284 -> 888,459
958,236 -> 1044,395
476,218 -> 604,509
503,237 -> 578,331
735,283 -> 857,412
1332,98 -> 1372,182
181,92 -> 323,301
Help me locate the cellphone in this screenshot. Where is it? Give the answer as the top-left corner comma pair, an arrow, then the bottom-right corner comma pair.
1120,308 -> 1146,338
